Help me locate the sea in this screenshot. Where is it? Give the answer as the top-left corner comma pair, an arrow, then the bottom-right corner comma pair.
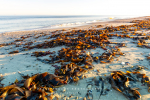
0,15 -> 141,33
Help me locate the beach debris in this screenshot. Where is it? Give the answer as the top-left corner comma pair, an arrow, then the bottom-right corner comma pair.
147,56 -> 150,60
8,50 -> 19,54
98,77 -> 104,100
31,51 -> 55,57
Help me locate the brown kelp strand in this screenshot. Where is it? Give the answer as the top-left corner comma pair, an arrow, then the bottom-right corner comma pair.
109,70 -> 150,100
31,51 -> 55,57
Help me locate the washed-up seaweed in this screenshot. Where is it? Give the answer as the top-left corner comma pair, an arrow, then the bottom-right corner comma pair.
0,69 -> 150,99
0,62 -> 90,100
8,50 -> 19,54
0,72 -> 59,99
0,19 -> 150,100
31,51 -> 55,57
108,71 -> 150,100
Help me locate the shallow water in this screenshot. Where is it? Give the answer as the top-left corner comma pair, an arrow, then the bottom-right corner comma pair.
0,15 -> 140,33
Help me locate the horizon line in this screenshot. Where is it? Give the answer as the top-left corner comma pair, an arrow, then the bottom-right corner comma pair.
0,14 -> 144,16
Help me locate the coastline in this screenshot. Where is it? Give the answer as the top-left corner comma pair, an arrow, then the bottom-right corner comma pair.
0,15 -> 140,34
0,16 -> 149,40
0,16 -> 150,100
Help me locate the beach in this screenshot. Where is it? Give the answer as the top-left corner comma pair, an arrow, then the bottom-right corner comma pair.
0,16 -> 150,100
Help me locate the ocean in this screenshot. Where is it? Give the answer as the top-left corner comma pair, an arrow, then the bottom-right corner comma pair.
0,15 -> 141,33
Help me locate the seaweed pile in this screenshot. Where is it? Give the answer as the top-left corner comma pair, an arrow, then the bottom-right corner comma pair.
1,67 -> 150,100
0,19 -> 150,99
0,19 -> 149,55
109,71 -> 149,100
0,72 -> 54,99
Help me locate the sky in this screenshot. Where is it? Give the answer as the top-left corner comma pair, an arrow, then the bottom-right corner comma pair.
0,0 -> 150,16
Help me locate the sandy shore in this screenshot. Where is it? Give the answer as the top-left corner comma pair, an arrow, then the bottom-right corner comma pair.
0,16 -> 150,100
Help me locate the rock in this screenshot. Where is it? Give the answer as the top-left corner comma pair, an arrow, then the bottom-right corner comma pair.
121,62 -> 125,65
87,84 -> 92,90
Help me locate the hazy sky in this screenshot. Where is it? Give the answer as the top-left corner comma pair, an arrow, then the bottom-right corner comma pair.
0,0 -> 150,15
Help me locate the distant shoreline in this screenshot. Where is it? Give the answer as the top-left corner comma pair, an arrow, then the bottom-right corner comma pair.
0,15 -> 142,34
0,16 -> 149,37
